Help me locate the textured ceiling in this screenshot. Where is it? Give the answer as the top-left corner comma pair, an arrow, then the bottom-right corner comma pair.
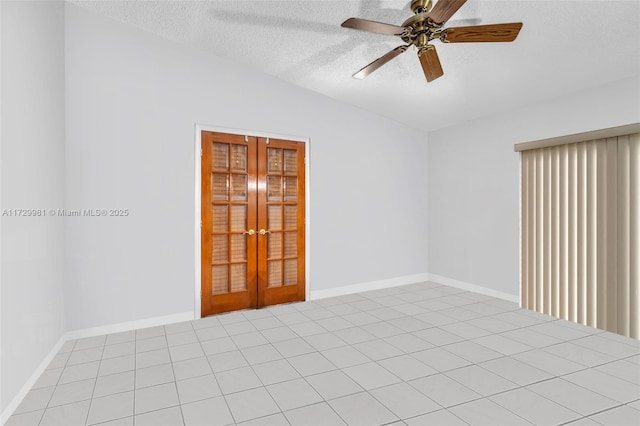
71,0 -> 640,131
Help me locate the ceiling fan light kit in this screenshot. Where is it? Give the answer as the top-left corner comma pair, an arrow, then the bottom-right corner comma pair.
341,0 -> 523,82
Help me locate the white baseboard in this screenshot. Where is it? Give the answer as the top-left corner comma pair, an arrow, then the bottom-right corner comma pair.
65,311 -> 194,341
1,335 -> 66,425
309,272 -> 519,304
310,273 -> 430,300
428,273 -> 519,303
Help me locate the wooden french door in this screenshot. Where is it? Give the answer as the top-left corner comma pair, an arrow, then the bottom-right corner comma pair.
201,131 -> 305,316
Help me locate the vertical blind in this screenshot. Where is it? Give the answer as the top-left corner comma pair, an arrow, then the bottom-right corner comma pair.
520,132 -> 639,339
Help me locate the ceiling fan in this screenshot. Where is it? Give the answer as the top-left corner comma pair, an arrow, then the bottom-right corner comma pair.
342,0 -> 523,82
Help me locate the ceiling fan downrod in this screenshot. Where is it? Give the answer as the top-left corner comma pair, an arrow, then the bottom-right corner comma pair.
411,0 -> 433,15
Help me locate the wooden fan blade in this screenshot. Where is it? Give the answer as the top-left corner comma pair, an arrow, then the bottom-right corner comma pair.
353,45 -> 409,79
418,45 -> 444,82
341,17 -> 406,36
428,0 -> 467,24
443,23 -> 523,43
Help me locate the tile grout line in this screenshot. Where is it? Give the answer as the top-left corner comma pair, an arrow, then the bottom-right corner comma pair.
165,323 -> 188,426
132,329 -> 137,425
192,317 -> 236,425
83,337 -> 106,426
34,340 -> 77,425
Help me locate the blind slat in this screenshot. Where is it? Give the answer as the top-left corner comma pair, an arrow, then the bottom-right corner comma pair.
587,141 -> 598,328
617,135 -> 630,337
568,143 -> 577,323
596,139 -> 608,330
536,150 -> 544,313
629,134 -> 639,339
560,144 -> 569,319
577,142 -> 587,325
606,137 -> 618,333
551,146 -> 560,318
544,148 -> 552,314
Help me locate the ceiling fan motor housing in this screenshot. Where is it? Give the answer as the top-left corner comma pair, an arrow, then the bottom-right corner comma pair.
401,13 -> 445,47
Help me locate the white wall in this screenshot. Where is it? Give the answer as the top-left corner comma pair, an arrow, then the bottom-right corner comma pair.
428,75 -> 640,297
1,0 -> 66,414
64,4 -> 429,331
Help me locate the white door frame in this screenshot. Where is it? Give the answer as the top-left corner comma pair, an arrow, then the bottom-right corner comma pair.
194,124 -> 311,318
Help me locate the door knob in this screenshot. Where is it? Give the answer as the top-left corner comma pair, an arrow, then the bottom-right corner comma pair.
259,229 -> 271,235
243,229 -> 255,236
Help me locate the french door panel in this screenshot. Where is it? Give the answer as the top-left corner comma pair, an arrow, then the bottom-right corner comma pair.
201,132 -> 258,316
201,132 -> 305,316
257,138 -> 306,307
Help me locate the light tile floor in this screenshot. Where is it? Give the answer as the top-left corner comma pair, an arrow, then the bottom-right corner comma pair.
7,282 -> 640,426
